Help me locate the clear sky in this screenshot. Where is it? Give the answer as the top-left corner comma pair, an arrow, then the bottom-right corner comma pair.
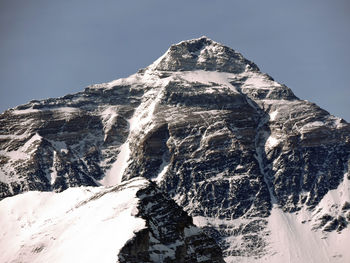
1,0 -> 349,121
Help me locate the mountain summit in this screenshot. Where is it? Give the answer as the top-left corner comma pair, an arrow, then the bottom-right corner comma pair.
0,38 -> 350,262
147,36 -> 259,73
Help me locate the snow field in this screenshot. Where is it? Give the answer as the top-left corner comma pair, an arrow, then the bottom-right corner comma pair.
0,178 -> 148,263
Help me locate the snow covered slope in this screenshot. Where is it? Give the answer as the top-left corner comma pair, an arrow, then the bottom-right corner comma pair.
0,178 -> 146,263
0,177 -> 224,263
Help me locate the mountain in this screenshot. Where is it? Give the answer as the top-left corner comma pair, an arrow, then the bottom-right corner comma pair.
1,36 -> 350,262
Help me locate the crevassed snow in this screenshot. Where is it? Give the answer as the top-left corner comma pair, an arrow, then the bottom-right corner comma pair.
0,178 -> 148,263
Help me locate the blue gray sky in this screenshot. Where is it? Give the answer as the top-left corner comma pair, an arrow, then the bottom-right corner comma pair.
1,0 -> 349,121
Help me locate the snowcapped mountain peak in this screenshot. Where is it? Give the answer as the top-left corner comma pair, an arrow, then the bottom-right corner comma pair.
1,38 -> 350,262
147,36 -> 259,73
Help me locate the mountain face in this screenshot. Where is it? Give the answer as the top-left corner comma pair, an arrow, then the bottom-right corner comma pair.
1,36 -> 350,262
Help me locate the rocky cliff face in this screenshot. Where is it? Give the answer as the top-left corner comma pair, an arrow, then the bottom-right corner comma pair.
1,36 -> 350,262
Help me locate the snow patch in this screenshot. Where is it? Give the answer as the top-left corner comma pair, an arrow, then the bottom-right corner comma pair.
50,151 -> 58,185
129,89 -> 159,135
177,71 -> 238,93
100,106 -> 119,141
0,150 -> 28,162
269,110 -> 278,121
22,133 -> 42,153
265,135 -> 280,150
99,141 -> 130,187
154,158 -> 169,184
240,72 -> 277,90
301,121 -> 325,132
11,107 -> 79,117
11,108 -> 40,115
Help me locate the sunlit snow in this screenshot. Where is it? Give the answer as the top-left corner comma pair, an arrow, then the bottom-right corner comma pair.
0,178 -> 148,263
